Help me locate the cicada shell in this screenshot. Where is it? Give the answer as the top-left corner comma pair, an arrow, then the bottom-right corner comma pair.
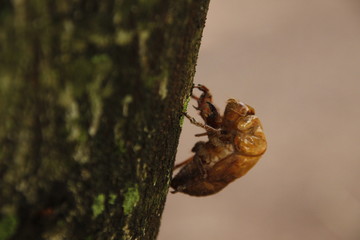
170,84 -> 267,196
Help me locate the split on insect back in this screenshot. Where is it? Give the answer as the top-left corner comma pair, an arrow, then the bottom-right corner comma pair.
170,84 -> 267,196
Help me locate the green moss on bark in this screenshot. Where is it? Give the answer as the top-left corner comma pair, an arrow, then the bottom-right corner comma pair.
122,185 -> 140,216
92,194 -> 106,218
0,215 -> 18,240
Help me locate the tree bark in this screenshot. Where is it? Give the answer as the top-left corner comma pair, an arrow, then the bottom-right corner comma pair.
0,1 -> 210,239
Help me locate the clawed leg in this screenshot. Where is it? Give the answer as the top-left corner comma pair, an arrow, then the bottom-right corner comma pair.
191,84 -> 222,128
173,156 -> 193,171
183,112 -> 221,136
194,155 -> 208,179
194,132 -> 208,137
177,142 -> 208,179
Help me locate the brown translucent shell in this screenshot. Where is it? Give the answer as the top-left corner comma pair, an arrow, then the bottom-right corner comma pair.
170,85 -> 267,196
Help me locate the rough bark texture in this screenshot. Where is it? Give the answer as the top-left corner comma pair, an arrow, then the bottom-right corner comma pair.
0,1 -> 210,239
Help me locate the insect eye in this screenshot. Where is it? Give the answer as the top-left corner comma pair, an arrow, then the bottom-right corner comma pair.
246,107 -> 255,115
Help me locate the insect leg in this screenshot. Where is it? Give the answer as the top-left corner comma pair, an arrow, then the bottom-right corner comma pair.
194,132 -> 208,137
173,156 -> 193,170
193,84 -> 210,92
193,154 -> 208,179
192,84 -> 212,108
205,102 -> 222,127
183,112 -> 221,135
191,84 -> 222,128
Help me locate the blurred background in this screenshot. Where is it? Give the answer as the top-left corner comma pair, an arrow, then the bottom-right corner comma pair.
159,0 -> 360,239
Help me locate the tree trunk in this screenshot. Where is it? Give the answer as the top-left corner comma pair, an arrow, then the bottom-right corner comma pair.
0,1 -> 210,239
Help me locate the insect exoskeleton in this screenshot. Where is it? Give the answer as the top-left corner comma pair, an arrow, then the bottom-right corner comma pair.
170,85 -> 267,196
